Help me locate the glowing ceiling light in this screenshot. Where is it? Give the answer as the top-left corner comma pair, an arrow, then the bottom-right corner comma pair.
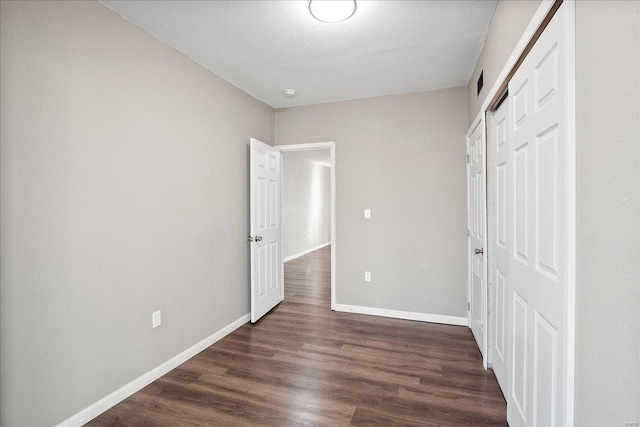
309,0 -> 357,23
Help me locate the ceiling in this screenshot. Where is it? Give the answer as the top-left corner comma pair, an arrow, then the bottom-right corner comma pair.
286,149 -> 331,168
100,0 -> 498,109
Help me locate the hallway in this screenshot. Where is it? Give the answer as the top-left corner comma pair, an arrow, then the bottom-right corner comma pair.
89,246 -> 506,426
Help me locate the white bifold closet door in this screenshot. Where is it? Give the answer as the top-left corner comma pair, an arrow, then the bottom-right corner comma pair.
507,4 -> 569,427
487,96 -> 510,398
467,119 -> 488,363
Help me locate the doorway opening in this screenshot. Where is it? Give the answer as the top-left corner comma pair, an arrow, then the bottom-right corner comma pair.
278,142 -> 336,310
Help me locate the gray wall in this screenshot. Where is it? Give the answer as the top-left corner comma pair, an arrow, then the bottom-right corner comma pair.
575,1 -> 640,424
276,87 -> 468,317
0,1 -> 274,425
282,153 -> 331,260
467,0 -> 542,123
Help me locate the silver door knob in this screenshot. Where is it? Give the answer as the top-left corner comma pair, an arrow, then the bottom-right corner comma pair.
475,248 -> 484,255
255,236 -> 263,242
248,236 -> 254,242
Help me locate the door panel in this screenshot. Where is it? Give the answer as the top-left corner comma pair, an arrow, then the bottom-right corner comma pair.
533,311 -> 558,427
495,270 -> 506,356
512,291 -> 528,421
514,143 -> 529,264
535,125 -> 560,278
250,138 -> 282,323
507,5 -> 567,426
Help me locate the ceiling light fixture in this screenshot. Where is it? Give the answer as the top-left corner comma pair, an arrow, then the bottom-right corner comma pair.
283,89 -> 296,98
309,0 -> 357,23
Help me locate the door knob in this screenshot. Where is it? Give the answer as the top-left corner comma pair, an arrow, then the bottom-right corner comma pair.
475,248 -> 484,255
248,236 -> 254,242
255,236 -> 263,242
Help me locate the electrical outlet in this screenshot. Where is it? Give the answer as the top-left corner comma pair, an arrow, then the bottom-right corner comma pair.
152,310 -> 161,328
364,271 -> 371,282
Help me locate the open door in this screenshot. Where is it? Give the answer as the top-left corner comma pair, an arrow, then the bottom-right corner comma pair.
250,138 -> 283,323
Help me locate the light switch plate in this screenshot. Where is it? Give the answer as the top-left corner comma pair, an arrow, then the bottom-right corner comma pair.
152,310 -> 161,328
364,271 -> 371,282
364,209 -> 371,219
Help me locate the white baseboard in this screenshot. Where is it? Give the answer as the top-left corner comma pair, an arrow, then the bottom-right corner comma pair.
334,304 -> 468,327
283,241 -> 331,262
56,313 -> 250,427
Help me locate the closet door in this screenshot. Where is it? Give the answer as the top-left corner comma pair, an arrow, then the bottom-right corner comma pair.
508,5 -> 568,427
487,96 -> 511,398
467,118 -> 487,362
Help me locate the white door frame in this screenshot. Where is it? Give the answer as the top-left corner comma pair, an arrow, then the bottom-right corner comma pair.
276,141 -> 336,310
466,1 -> 576,425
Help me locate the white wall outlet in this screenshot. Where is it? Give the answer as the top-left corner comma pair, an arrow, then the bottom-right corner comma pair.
364,209 -> 371,219
364,271 -> 371,282
152,310 -> 161,328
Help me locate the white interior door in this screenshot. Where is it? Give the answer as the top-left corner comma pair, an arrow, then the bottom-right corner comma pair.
487,95 -> 511,397
250,138 -> 283,323
467,118 -> 487,363
507,5 -> 568,426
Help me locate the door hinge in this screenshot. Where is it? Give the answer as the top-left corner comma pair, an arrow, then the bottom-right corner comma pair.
466,154 -> 469,164
467,229 -> 470,237
468,302 -> 470,311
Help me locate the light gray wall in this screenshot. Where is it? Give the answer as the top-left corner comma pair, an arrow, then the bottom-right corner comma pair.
276,87 -> 468,317
575,1 -> 640,424
282,153 -> 331,260
467,0 -> 542,123
0,1 -> 274,425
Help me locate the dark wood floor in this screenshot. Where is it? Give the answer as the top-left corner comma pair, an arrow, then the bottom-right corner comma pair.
88,246 -> 507,426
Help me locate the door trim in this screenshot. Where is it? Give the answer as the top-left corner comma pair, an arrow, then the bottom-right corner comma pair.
563,3 -> 576,424
486,1 -> 564,112
277,141 -> 336,310
474,0 -> 561,121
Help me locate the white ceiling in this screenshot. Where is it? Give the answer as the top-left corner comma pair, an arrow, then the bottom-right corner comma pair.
100,0 -> 498,109
287,149 -> 331,168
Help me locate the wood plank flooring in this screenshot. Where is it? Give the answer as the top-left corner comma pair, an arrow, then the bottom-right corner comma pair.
88,246 -> 507,426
